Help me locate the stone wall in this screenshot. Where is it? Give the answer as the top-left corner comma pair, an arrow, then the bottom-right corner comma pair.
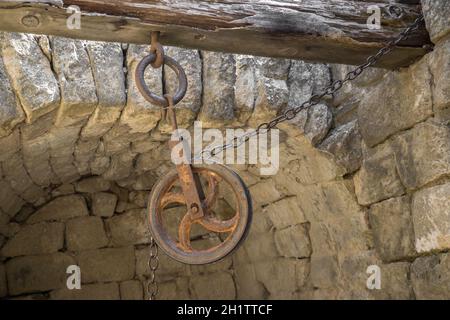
0,1 -> 449,300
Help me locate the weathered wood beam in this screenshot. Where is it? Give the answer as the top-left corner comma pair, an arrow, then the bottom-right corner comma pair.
0,1 -> 431,68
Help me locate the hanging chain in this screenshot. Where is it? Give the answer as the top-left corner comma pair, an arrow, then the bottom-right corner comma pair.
193,15 -> 426,162
147,236 -> 159,300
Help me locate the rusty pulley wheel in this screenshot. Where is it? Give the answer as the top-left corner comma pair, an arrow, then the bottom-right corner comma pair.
148,164 -> 252,265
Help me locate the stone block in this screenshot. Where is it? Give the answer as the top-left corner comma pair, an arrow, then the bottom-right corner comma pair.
233,263 -> 266,299
0,130 -> 20,162
304,104 -> 332,146
0,56 -> 24,137
274,224 -> 311,258
249,180 -> 282,207
235,55 -> 256,124
189,272 -> 236,300
412,183 -> 450,253
6,253 -> 75,296
354,141 -> 405,205
106,209 -> 150,246
77,247 -> 135,283
153,278 -> 190,300
394,122 -> 450,190
75,176 -> 111,193
82,42 -> 126,138
92,192 -> 117,217
51,37 -> 98,126
421,0 -> 450,43
28,195 -> 89,223
0,33 -> 60,122
411,253 -> 450,299
51,282 -> 120,300
66,216 -> 109,251
198,52 -> 236,127
368,196 -> 416,262
266,197 -> 306,229
1,222 -> 64,257
358,59 -> 432,147
319,120 -> 363,174
120,280 -> 143,300
254,258 -> 308,295
0,180 -> 25,216
428,38 -> 450,111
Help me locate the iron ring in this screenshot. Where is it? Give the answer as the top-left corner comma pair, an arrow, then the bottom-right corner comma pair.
135,53 -> 187,107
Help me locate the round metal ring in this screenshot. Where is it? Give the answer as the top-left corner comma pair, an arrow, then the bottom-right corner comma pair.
135,53 -> 188,107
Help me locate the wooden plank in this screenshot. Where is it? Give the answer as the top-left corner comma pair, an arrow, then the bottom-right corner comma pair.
0,0 -> 431,68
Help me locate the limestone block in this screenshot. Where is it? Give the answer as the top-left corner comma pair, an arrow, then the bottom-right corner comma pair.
77,247 -> 135,283
66,216 -> 108,251
2,152 -> 36,195
287,61 -> 331,111
189,272 -> 236,300
394,122 -> 450,190
1,222 -> 64,257
0,263 -> 6,297
28,195 -> 89,223
354,141 -> 405,205
249,180 -> 282,207
22,136 -> 55,187
0,56 -> 24,137
6,253 -> 75,296
199,51 -> 236,125
233,263 -> 266,299
50,156 -> 81,184
235,55 -> 256,124
120,280 -> 143,300
319,120 -> 363,174
244,232 -> 278,264
82,42 -> 126,138
421,0 -> 450,43
102,151 -> 135,181
266,197 -> 306,229
411,253 -> 450,299
428,38 -> 450,111
255,57 -> 290,80
51,184 -> 75,197
153,278 -> 190,300
0,33 -> 60,122
310,254 -> 338,289
92,192 -> 117,217
75,176 -> 111,193
162,47 -> 201,129
250,76 -> 289,126
120,45 -> 161,134
51,282 -> 120,300
304,104 -> 332,146
106,209 -> 150,246
358,59 -> 432,147
254,258 -> 308,295
0,180 -> 25,216
412,183 -> 450,253
297,180 -> 362,222
250,208 -> 273,234
368,196 -> 416,262
74,138 -> 99,176
373,262 -> 414,300
274,224 -> 311,258
0,130 -> 20,162
51,37 -> 98,126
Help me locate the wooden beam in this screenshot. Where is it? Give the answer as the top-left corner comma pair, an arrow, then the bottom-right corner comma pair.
0,1 -> 431,68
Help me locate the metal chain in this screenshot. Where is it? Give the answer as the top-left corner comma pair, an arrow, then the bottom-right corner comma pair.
147,236 -> 159,300
193,15 -> 426,162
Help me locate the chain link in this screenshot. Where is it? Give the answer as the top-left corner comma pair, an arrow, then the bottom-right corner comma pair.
147,237 -> 159,300
193,15 -> 425,162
